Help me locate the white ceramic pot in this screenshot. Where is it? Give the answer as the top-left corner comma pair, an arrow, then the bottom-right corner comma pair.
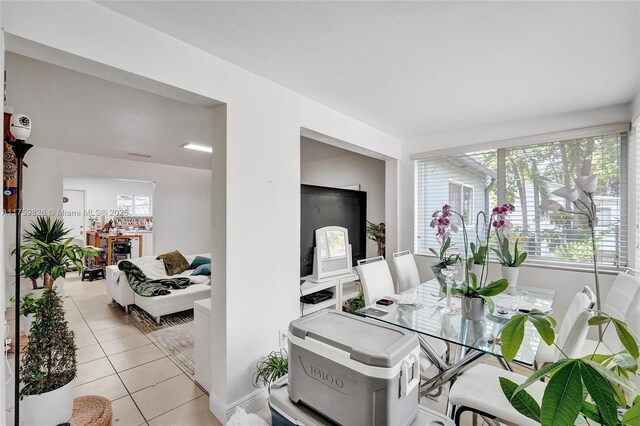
502,266 -> 520,296
22,378 -> 75,426
461,296 -> 485,321
21,313 -> 35,337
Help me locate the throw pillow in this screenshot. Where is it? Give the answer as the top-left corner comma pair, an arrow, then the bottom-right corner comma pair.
156,250 -> 190,276
191,263 -> 211,276
190,255 -> 211,269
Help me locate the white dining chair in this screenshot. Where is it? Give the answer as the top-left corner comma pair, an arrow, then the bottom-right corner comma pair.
579,271 -> 640,357
392,250 -> 421,293
355,256 -> 395,305
449,289 -> 595,426
355,256 -> 449,388
534,285 -> 596,368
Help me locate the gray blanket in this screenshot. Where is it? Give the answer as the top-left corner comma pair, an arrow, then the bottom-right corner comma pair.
118,260 -> 192,297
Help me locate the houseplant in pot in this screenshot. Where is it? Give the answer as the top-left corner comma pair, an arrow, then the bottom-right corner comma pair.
17,216 -> 96,425
428,211 -> 461,287
20,287 -> 77,425
431,204 -> 509,320
252,348 -> 288,392
497,310 -> 640,425
488,204 -> 527,295
366,221 -> 386,257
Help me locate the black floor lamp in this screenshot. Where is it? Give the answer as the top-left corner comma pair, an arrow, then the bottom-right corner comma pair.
7,113 -> 33,426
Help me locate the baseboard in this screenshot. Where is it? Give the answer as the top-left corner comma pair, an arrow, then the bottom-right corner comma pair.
209,392 -> 227,425
228,387 -> 269,417
209,387 -> 268,425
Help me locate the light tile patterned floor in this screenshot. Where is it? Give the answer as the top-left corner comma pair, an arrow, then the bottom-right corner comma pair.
5,276 -> 220,426
5,276 -> 532,426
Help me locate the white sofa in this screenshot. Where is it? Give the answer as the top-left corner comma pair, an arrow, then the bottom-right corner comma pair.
106,253 -> 211,324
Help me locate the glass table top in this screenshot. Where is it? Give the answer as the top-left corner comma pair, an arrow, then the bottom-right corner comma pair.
357,280 -> 556,366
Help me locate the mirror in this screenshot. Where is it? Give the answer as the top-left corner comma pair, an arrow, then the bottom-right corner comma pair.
311,226 -> 352,282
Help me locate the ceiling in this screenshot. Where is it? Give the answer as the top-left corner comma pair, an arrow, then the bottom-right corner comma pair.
99,1 -> 640,140
5,52 -> 217,170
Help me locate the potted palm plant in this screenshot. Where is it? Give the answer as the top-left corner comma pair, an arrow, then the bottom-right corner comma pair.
18,216 -> 96,425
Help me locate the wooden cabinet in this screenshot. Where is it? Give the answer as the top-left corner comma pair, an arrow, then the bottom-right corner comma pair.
85,231 -> 143,265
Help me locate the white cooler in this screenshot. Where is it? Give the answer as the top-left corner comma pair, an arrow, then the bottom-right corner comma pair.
270,377 -> 454,426
288,310 -> 421,426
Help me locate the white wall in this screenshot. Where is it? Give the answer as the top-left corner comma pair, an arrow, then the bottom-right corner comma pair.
62,152 -> 211,256
63,175 -> 154,216
300,137 -> 385,258
633,90 -> 640,124
1,3 -> 402,422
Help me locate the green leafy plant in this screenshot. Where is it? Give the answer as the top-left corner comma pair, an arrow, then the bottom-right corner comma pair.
470,241 -> 488,266
428,236 -> 461,266
343,294 -> 365,314
492,237 -> 528,267
498,311 -> 640,425
10,293 -> 43,317
366,221 -> 385,257
252,349 -> 288,391
18,216 -> 98,288
19,288 -> 76,398
431,204 -> 510,310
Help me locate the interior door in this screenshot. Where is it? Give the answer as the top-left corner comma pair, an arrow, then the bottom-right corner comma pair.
62,189 -> 85,241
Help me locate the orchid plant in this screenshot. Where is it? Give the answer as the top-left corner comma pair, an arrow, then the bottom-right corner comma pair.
428,207 -> 461,266
430,204 -> 509,311
489,203 -> 528,268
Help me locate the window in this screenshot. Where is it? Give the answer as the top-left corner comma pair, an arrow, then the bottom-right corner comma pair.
117,195 -> 152,215
449,180 -> 474,224
414,130 -> 628,269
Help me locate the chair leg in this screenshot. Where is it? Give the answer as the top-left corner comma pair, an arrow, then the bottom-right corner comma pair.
155,316 -> 161,326
453,406 -> 500,426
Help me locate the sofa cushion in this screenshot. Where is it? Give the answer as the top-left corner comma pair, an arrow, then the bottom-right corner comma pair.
138,259 -> 168,280
191,263 -> 211,276
190,256 -> 211,269
157,250 -> 190,276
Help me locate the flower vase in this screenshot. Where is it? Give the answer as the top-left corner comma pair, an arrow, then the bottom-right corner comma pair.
461,296 -> 485,321
502,266 -> 520,296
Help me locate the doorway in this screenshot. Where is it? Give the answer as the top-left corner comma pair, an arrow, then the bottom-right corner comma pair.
62,189 -> 85,241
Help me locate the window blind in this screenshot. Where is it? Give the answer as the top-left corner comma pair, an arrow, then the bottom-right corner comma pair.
415,131 -> 628,270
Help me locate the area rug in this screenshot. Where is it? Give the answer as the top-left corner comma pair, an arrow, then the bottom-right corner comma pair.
128,306 -> 195,374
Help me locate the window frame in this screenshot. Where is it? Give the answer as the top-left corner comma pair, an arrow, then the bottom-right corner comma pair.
117,194 -> 153,216
412,123 -> 630,272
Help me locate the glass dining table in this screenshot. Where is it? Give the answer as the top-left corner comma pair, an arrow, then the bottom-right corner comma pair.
357,279 -> 555,395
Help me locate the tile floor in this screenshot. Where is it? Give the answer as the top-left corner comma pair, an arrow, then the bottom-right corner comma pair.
5,276 -> 531,426
5,276 -> 222,426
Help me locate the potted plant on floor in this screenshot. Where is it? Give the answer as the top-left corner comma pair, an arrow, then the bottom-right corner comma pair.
17,216 -> 96,425
431,204 -> 509,320
19,216 -> 97,289
252,349 -> 288,392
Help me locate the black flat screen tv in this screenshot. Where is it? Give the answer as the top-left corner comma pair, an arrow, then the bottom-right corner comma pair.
300,184 -> 367,277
